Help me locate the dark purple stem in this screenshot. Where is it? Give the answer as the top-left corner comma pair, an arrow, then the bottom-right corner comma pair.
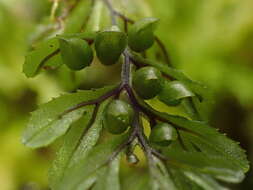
59,85 -> 123,117
59,0 -> 172,165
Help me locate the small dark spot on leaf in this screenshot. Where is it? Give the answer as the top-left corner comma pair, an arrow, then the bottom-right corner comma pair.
43,66 -> 53,70
191,142 -> 202,152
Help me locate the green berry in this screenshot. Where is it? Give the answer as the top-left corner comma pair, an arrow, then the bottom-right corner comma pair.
128,17 -> 159,52
158,81 -> 195,106
132,66 -> 164,99
103,100 -> 134,134
149,123 -> 178,146
59,37 -> 93,70
95,26 -> 127,65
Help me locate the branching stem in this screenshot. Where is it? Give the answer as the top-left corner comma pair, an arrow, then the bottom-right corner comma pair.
59,0 -> 173,166
103,0 -> 117,25
101,0 -> 171,66
60,85 -> 123,117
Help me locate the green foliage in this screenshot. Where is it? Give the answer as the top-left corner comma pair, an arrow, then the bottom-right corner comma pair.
21,0 -> 250,190
23,32 -> 96,78
92,156 -> 121,190
48,112 -> 94,189
169,169 -> 228,190
63,0 -> 93,34
49,100 -> 110,189
23,38 -> 62,77
54,134 -> 127,190
22,86 -> 115,148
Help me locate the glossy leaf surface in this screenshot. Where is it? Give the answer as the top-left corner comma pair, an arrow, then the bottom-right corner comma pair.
49,100 -> 110,189
54,134 -> 127,190
22,85 -> 115,148
158,81 -> 195,106
23,38 -> 61,77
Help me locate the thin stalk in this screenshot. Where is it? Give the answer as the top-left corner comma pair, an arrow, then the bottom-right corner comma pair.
103,0 -> 117,25
101,2 -> 171,66
133,112 -> 156,170
50,0 -> 60,21
58,0 -> 177,166
59,85 -> 123,117
122,50 -> 131,85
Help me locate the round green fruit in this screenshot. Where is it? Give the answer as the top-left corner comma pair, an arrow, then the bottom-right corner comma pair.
59,37 -> 93,70
158,81 -> 195,106
132,66 -> 164,99
128,17 -> 159,52
95,26 -> 127,65
149,123 -> 178,146
103,100 -> 134,134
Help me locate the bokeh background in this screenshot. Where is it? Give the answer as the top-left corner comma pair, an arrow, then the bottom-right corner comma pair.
0,0 -> 253,189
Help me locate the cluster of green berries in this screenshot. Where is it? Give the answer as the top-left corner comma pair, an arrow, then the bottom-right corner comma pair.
58,17 -> 159,70
58,17 -> 194,146
102,99 -> 178,147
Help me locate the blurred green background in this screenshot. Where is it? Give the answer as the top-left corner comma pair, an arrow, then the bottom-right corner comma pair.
0,0 -> 253,189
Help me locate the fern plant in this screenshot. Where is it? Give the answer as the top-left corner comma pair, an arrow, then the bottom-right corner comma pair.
22,0 -> 249,189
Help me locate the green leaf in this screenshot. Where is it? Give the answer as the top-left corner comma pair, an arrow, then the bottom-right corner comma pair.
55,64 -> 77,91
150,157 -> 177,190
122,170 -> 151,190
22,85 -> 115,148
75,175 -> 97,190
68,101 -> 110,166
59,37 -> 93,70
169,168 -> 203,190
48,111 -> 93,189
170,168 -> 227,190
57,32 -> 97,40
181,98 -> 200,120
130,52 -> 213,121
85,0 -> 107,32
93,155 -> 121,190
167,119 -> 249,174
23,32 -> 96,78
22,106 -> 89,148
130,52 -> 210,101
43,52 -> 63,70
136,99 -> 249,181
183,171 -> 229,190
177,131 -> 248,183
23,38 -> 61,78
164,147 -> 244,183
54,134 -> 128,190
49,100 -> 110,189
63,0 -> 93,34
